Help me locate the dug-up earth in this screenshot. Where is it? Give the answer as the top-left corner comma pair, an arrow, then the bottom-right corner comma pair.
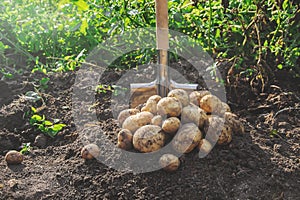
0,60 -> 299,200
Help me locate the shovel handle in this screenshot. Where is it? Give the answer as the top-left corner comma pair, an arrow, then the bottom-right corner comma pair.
155,0 -> 169,50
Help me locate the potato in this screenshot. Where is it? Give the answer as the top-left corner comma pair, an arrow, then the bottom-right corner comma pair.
172,123 -> 202,153
189,90 -> 211,106
224,112 -> 244,134
117,129 -> 133,150
133,125 -> 165,153
81,144 -> 100,160
168,89 -> 190,107
218,124 -> 232,145
181,104 -> 207,128
141,95 -> 162,114
159,154 -> 180,172
122,111 -> 154,133
162,117 -> 181,135
204,115 -> 232,145
151,115 -> 163,127
117,108 -> 140,126
157,97 -> 182,117
5,150 -> 23,165
198,139 -> 213,154
200,94 -> 223,114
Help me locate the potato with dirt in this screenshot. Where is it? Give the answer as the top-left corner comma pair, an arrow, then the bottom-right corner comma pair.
122,111 -> 154,133
168,89 -> 190,107
5,150 -> 24,164
117,108 -> 140,126
181,104 -> 207,128
172,123 -> 202,153
204,115 -> 232,145
141,95 -> 162,114
159,154 -> 180,172
189,90 -> 211,106
151,115 -> 163,127
199,94 -> 224,114
198,139 -> 213,153
157,97 -> 182,117
117,129 -> 133,150
222,102 -> 231,112
133,125 -> 165,153
224,112 -> 244,134
162,117 -> 181,135
81,144 -> 100,160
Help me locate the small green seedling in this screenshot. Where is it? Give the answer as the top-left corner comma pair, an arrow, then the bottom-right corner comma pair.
20,143 -> 31,154
30,107 -> 66,138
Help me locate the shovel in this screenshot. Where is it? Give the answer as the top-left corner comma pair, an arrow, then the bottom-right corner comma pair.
130,0 -> 198,108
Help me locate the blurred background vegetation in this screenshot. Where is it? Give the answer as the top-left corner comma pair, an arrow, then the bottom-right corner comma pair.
0,0 -> 299,83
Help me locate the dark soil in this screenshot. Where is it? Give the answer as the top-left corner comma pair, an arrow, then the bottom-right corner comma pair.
0,60 -> 299,200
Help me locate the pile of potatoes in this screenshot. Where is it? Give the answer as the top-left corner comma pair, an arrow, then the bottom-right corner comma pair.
116,89 -> 244,172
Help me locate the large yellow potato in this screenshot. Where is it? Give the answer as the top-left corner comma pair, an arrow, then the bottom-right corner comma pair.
172,123 -> 202,153
5,150 -> 24,165
200,94 -> 223,114
168,89 -> 190,107
122,111 -> 154,133
162,117 -> 181,135
81,144 -> 100,160
224,112 -> 244,134
133,125 -> 165,153
159,154 -> 180,172
117,129 -> 133,150
157,97 -> 182,117
117,108 -> 140,126
181,104 -> 207,128
189,90 -> 211,106
141,95 -> 162,114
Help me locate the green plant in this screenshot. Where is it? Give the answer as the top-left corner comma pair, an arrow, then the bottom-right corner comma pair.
30,107 -> 66,138
20,143 -> 31,154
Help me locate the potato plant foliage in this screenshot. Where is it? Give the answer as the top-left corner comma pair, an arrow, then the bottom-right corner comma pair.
0,0 -> 299,79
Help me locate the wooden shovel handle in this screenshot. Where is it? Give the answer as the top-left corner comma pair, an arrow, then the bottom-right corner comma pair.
155,0 -> 169,50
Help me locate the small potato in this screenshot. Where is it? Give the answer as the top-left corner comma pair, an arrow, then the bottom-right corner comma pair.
181,104 -> 207,128
218,124 -> 233,145
157,97 -> 182,117
122,111 -> 154,133
224,112 -> 244,134
117,129 -> 133,150
200,94 -> 223,114
141,95 -> 162,114
168,89 -> 190,107
5,150 -> 23,165
159,154 -> 180,172
172,123 -> 202,153
133,125 -> 165,153
162,117 -> 181,135
189,90 -> 211,106
117,109 -> 140,126
81,144 -> 100,160
198,139 -> 213,154
151,115 -> 163,127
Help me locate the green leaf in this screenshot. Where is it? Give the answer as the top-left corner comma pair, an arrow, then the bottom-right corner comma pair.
31,107 -> 37,113
44,120 -> 53,126
52,124 -> 66,131
282,0 -> 289,10
79,18 -> 88,35
31,114 -> 42,121
277,64 -> 283,69
74,0 -> 89,11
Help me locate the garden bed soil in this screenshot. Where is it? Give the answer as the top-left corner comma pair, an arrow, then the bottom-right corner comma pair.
0,60 -> 299,199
